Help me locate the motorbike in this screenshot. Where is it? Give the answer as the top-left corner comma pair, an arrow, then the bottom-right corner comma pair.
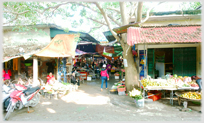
4,83 -> 41,120
2,84 -> 15,111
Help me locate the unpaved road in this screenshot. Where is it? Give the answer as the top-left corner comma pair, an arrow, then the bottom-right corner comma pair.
2,77 -> 201,121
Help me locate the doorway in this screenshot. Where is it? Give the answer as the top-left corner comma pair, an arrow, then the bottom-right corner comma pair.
147,47 -> 196,79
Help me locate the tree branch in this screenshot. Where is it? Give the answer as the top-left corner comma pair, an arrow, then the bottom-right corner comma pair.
87,17 -> 108,26
88,25 -> 103,33
4,10 -> 30,15
119,2 -> 129,25
41,2 -> 70,14
107,14 -> 122,26
140,2 -> 165,24
75,2 -> 121,26
136,2 -> 143,23
74,2 -> 101,14
106,7 -> 120,14
3,14 -> 19,25
45,5 -> 60,20
128,2 -> 138,21
93,2 -> 120,41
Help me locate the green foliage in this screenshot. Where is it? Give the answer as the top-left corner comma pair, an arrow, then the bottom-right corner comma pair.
80,8 -> 86,16
181,2 -> 201,10
64,28 -> 69,33
74,33 -> 82,42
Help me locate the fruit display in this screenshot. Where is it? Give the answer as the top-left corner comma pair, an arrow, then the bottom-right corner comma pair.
188,81 -> 199,87
181,92 -> 201,100
141,75 -> 198,89
141,78 -> 174,88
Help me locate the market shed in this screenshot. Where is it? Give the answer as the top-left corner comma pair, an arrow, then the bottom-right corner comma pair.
33,34 -> 79,84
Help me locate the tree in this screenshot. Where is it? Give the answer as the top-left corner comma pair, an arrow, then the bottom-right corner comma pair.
3,1 -> 200,91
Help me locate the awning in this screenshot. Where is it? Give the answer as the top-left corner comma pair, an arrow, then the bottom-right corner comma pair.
127,26 -> 201,46
95,44 -> 115,54
75,49 -> 88,56
76,43 -> 96,54
3,50 -> 39,62
34,34 -> 78,57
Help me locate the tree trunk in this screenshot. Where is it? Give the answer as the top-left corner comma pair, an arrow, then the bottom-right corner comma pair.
121,36 -> 139,92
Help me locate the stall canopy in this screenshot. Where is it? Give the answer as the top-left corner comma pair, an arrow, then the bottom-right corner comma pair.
103,31 -> 116,42
127,26 -> 201,46
76,43 -> 97,54
75,49 -> 88,56
34,34 -> 79,57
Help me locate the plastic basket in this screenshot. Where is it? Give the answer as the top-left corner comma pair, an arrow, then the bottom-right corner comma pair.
118,91 -> 126,95
117,85 -> 126,92
134,99 -> 144,107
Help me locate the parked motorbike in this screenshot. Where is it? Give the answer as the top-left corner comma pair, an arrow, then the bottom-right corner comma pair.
4,84 -> 41,120
2,84 -> 15,111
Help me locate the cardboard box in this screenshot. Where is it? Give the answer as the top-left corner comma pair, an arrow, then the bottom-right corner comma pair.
115,76 -> 119,79
87,76 -> 92,81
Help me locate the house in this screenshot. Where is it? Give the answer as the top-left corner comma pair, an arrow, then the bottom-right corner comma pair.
113,9 -> 202,79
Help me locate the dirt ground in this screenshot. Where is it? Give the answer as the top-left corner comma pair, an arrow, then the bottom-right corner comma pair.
2,76 -> 202,121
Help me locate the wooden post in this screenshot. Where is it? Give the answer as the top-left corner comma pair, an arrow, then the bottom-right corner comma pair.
56,58 -> 58,80
18,58 -> 21,75
33,57 -> 38,85
5,62 -> 7,69
63,58 -> 67,83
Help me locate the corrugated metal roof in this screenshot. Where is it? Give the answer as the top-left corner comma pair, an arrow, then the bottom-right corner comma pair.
127,26 -> 201,46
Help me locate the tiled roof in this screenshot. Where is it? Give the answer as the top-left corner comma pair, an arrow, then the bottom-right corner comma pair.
127,26 -> 201,46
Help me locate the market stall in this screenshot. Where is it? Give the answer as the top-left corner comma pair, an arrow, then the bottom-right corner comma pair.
140,75 -> 199,105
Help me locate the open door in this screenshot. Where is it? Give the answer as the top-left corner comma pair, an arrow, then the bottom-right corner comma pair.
147,49 -> 155,78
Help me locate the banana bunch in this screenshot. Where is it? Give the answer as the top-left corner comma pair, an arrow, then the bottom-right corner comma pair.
181,92 -> 201,100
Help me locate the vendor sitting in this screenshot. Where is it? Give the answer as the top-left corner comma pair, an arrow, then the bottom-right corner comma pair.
191,75 -> 202,92
46,72 -> 55,85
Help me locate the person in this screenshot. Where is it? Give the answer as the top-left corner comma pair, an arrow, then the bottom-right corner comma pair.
191,75 -> 202,92
100,64 -> 109,91
46,72 -> 55,85
71,70 -> 80,87
3,69 -> 12,81
106,62 -> 112,75
99,60 -> 103,68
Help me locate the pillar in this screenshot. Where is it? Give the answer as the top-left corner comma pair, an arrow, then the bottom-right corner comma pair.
18,58 -> 21,75
63,58 -> 67,83
33,56 -> 38,86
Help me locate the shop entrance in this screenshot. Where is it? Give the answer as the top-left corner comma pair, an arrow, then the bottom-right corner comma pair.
147,47 -> 196,79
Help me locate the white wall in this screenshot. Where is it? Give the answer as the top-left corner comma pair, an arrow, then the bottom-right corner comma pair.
3,27 -> 51,46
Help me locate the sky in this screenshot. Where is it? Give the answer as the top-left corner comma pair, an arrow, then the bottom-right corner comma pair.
52,2 -> 191,41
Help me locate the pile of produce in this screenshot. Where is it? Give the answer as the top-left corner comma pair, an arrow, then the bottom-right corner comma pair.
141,79 -> 174,88
141,74 -> 199,88
111,83 -> 122,89
42,81 -> 73,94
181,92 -> 201,100
187,81 -> 199,87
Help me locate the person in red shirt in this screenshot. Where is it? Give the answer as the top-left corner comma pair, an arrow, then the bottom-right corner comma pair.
100,64 -> 109,91
46,72 -> 55,85
3,69 -> 12,81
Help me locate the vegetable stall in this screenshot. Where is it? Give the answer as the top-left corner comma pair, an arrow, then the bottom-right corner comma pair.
140,75 -> 200,105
